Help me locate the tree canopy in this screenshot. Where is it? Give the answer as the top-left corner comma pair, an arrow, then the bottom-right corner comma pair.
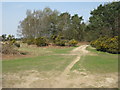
17,7 -> 85,41
85,2 -> 120,41
17,2 -> 119,42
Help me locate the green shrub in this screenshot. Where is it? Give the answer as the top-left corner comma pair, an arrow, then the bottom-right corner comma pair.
55,40 -> 66,46
54,35 -> 66,46
55,35 -> 63,41
106,36 -> 119,54
90,36 -> 119,54
22,38 -> 27,43
26,38 -> 35,45
68,39 -> 78,46
14,43 -> 20,48
11,39 -> 16,43
35,37 -> 48,47
50,35 -> 57,43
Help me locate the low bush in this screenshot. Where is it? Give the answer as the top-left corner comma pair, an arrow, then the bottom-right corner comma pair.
54,35 -> 66,46
35,37 -> 48,47
68,39 -> 78,46
14,43 -> 20,48
50,35 -> 57,43
26,38 -> 35,45
22,38 -> 27,43
55,40 -> 66,46
90,36 -> 119,54
1,44 -> 18,54
11,39 -> 16,44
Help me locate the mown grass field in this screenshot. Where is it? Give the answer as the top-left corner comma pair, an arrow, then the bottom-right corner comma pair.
71,46 -> 118,73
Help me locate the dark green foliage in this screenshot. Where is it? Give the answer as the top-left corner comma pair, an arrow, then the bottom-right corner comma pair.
7,35 -> 15,41
85,2 -> 120,41
54,35 -> 66,46
88,2 -> 120,54
35,37 -> 48,47
26,38 -> 35,45
11,39 -> 16,43
68,39 -> 78,46
63,14 -> 84,41
50,35 -> 57,43
14,43 -> 20,48
55,40 -> 66,46
91,36 -> 119,54
1,34 -> 16,44
22,38 -> 27,43
6,34 -> 16,45
2,34 -> 7,41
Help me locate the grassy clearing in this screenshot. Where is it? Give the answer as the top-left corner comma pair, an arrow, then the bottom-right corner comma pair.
71,46 -> 118,73
3,55 -> 76,73
2,43 -> 76,73
18,43 -> 75,55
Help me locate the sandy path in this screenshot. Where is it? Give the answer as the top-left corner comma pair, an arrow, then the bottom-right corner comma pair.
61,45 -> 89,76
53,45 -> 89,87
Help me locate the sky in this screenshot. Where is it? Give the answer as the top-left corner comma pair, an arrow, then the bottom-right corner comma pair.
2,2 -> 108,37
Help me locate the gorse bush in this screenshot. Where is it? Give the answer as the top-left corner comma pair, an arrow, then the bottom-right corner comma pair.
50,35 -> 57,43
22,37 -> 48,46
90,36 -> 119,54
35,37 -> 48,47
23,35 -> 79,47
91,37 -> 108,51
68,39 -> 78,46
26,38 -> 35,45
22,38 -> 27,43
54,35 -> 66,46
14,43 -> 20,48
55,40 -> 66,46
11,39 -> 16,44
106,36 -> 119,53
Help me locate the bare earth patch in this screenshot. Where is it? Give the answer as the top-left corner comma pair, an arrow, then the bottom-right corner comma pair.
2,54 -> 32,60
2,70 -> 118,88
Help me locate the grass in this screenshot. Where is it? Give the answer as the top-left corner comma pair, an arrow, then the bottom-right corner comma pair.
47,47 -> 75,54
18,43 -> 75,55
3,55 -> 76,73
3,43 -> 118,74
2,43 -> 76,73
71,46 -> 118,73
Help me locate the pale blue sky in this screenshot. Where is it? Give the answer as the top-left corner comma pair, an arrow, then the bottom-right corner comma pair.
2,2 -> 107,37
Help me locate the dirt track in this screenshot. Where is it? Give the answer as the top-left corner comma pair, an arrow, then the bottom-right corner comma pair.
53,45 -> 89,87
61,45 -> 89,76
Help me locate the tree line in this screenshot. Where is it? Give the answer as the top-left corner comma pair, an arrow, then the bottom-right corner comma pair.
17,2 -> 119,42
17,8 -> 85,41
85,2 -> 119,41
3,1 -> 117,53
